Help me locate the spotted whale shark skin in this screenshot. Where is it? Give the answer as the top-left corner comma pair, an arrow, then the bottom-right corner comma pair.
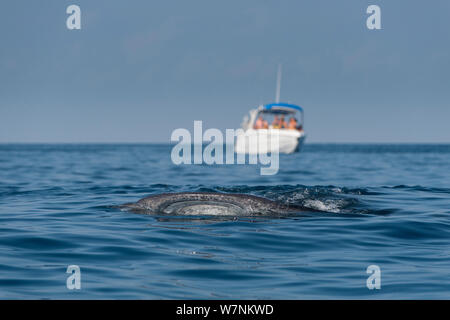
121,192 -> 316,216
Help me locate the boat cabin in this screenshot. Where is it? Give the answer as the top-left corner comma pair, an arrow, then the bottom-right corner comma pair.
241,103 -> 304,131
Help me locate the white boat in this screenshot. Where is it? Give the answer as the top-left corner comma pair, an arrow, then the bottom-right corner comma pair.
235,65 -> 306,154
235,103 -> 306,154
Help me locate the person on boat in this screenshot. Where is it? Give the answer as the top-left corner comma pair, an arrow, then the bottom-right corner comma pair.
271,116 -> 280,129
288,117 -> 298,130
279,116 -> 288,129
254,116 -> 264,129
263,120 -> 269,129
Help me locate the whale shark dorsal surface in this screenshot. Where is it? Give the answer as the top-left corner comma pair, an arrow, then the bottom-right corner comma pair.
121,192 -> 315,216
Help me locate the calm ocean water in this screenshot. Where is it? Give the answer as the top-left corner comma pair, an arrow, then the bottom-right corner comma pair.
0,143 -> 449,299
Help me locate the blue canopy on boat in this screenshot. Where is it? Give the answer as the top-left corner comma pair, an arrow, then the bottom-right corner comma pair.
263,103 -> 303,113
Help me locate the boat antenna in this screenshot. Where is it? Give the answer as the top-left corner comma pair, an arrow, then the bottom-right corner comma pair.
275,64 -> 282,103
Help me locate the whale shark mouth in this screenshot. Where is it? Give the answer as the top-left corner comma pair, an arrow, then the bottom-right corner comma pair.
161,200 -> 245,216
121,200 -> 250,216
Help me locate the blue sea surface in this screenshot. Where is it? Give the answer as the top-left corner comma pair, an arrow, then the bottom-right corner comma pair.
0,143 -> 449,299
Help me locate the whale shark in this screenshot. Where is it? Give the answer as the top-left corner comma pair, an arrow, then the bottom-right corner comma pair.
120,192 -> 316,216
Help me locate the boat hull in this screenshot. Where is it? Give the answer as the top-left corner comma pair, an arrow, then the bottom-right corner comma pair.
235,129 -> 306,154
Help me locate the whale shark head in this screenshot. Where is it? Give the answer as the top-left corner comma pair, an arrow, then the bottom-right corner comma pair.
119,192 -> 316,216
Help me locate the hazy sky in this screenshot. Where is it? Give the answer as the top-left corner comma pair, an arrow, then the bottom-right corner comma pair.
1,0 -> 449,143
